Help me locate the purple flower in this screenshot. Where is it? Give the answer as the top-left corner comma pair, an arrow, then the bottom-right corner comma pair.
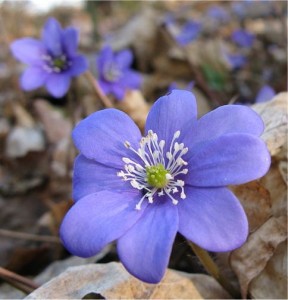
165,17 -> 202,46
226,53 -> 247,70
231,29 -> 255,48
10,18 -> 87,98
206,5 -> 230,23
96,45 -> 142,101
60,90 -> 270,283
255,85 -> 276,103
175,20 -> 202,46
221,45 -> 247,70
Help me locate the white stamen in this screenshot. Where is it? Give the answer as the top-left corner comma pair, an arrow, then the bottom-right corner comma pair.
117,130 -> 188,210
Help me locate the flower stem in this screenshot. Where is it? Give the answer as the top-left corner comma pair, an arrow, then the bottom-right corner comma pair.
84,71 -> 113,108
188,242 -> 240,299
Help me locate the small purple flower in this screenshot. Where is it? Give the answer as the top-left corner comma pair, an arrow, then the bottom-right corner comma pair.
10,18 -> 87,98
96,45 -> 142,101
231,29 -> 255,48
165,17 -> 202,46
226,53 -> 247,70
255,85 -> 276,103
206,5 -> 230,23
175,20 -> 202,46
60,90 -> 270,283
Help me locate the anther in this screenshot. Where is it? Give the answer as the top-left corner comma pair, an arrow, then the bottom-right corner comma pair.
117,130 -> 189,210
174,131 -> 181,138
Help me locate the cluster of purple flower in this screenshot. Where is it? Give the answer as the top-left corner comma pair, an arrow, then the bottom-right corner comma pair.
11,18 -> 142,100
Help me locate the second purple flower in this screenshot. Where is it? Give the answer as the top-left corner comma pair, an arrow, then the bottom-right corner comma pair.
96,45 -> 142,101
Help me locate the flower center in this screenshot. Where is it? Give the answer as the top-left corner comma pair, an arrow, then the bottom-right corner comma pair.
117,130 -> 188,210
53,57 -> 67,69
41,54 -> 71,73
146,164 -> 169,188
103,63 -> 122,82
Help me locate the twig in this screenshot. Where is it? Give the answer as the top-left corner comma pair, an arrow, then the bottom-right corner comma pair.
0,267 -> 39,294
189,242 -> 240,299
84,71 -> 113,108
0,229 -> 61,244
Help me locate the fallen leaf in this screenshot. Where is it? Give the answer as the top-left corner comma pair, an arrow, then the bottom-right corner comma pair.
33,99 -> 72,144
5,126 -> 45,158
230,216 -> 287,298
12,103 -> 35,128
249,240 -> 287,299
252,92 -> 287,157
25,262 -> 231,299
0,254 -> 110,299
115,89 -> 151,132
260,163 -> 287,218
230,181 -> 271,232
278,160 -> 287,184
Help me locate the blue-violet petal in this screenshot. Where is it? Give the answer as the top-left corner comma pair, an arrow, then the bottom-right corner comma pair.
73,154 -> 132,202
60,190 -> 144,257
186,133 -> 270,187
72,109 -> 142,168
178,186 -> 248,252
117,199 -> 178,283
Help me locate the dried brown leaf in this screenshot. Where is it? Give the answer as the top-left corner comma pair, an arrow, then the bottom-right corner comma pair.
230,181 -> 271,232
25,262 -> 231,299
115,90 -> 151,132
230,216 -> 287,298
33,99 -> 72,144
12,103 -> 35,128
252,92 -> 287,157
260,163 -> 287,218
249,241 -> 287,299
279,159 -> 288,183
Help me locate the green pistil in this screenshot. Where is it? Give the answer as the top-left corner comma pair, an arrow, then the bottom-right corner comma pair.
146,164 -> 169,188
53,58 -> 66,69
